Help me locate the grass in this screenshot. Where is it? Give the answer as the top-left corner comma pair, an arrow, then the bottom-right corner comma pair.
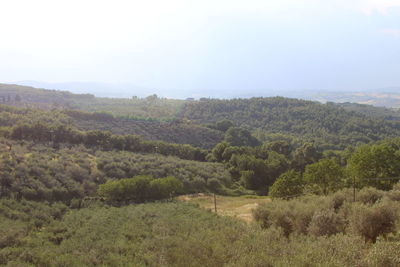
177,194 -> 270,222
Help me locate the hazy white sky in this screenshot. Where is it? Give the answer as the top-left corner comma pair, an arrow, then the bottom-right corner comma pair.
0,0 -> 399,95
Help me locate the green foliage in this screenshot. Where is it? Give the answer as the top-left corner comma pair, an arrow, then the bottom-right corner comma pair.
207,119 -> 234,132
0,83 -> 184,120
349,202 -> 398,243
7,122 -> 208,161
230,154 -> 270,190
150,176 -> 184,199
269,170 -> 304,199
98,175 -> 183,202
0,198 -> 399,266
357,187 -> 385,204
308,209 -> 344,237
265,151 -> 290,180
0,138 -> 229,202
208,141 -> 229,162
291,142 -> 322,171
255,187 -> 400,243
206,178 -> 222,193
65,109 -> 223,149
0,105 -> 223,149
96,151 -> 231,194
347,143 -> 400,190
224,127 -> 261,147
0,199 -> 67,251
180,97 -> 400,150
304,158 -> 344,195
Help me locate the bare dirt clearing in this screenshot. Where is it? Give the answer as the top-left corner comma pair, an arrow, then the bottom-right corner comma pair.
177,194 -> 271,223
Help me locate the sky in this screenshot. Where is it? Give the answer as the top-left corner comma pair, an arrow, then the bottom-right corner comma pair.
0,0 -> 399,97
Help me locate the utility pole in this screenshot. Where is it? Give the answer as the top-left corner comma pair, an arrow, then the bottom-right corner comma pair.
353,175 -> 356,202
214,193 -> 217,213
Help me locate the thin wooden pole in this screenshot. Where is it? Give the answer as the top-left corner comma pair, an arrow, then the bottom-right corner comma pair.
214,193 -> 217,213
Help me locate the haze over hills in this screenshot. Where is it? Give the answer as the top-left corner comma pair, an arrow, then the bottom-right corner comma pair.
16,81 -> 154,98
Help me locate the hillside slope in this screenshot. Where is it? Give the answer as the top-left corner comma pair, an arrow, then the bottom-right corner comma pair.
178,97 -> 400,149
0,106 -> 223,149
4,83 -> 400,149
0,83 -> 184,120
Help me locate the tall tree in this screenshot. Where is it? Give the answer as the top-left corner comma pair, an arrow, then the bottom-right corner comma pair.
347,144 -> 400,190
304,158 -> 343,195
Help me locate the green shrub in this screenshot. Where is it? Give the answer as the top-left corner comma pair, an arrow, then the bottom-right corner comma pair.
308,209 -> 344,237
349,202 -> 398,243
269,170 -> 303,199
98,175 -> 183,203
254,197 -> 320,236
150,176 -> 184,199
357,187 -> 384,205
327,189 -> 353,211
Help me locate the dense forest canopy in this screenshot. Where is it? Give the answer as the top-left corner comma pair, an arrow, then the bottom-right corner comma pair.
179,97 -> 400,149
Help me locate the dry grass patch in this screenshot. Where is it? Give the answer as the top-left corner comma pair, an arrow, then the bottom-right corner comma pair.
177,194 -> 270,222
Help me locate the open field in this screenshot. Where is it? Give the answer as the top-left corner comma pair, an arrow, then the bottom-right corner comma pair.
177,194 -> 271,222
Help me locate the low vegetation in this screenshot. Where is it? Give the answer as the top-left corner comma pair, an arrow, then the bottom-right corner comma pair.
0,138 -> 230,203
254,187 -> 400,243
1,199 -> 400,266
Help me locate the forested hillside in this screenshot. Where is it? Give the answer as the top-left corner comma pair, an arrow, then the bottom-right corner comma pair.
0,138 -> 231,202
0,83 -> 184,120
65,110 -> 222,148
179,97 -> 400,149
4,84 -> 400,150
0,105 -> 222,149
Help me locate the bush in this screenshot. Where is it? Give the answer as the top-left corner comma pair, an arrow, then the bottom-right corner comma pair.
327,189 -> 353,211
269,170 -> 303,199
254,197 -> 320,236
349,202 -> 398,243
253,202 -> 293,236
98,175 -> 183,203
357,187 -> 384,205
308,209 -> 344,237
149,176 -> 184,199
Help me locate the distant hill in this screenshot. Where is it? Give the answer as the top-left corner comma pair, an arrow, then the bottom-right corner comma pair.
15,81 -> 154,98
178,97 -> 400,149
64,110 -> 223,149
3,83 -> 400,149
7,82 -> 400,107
0,105 -> 223,149
0,83 -> 184,120
285,89 -> 400,108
